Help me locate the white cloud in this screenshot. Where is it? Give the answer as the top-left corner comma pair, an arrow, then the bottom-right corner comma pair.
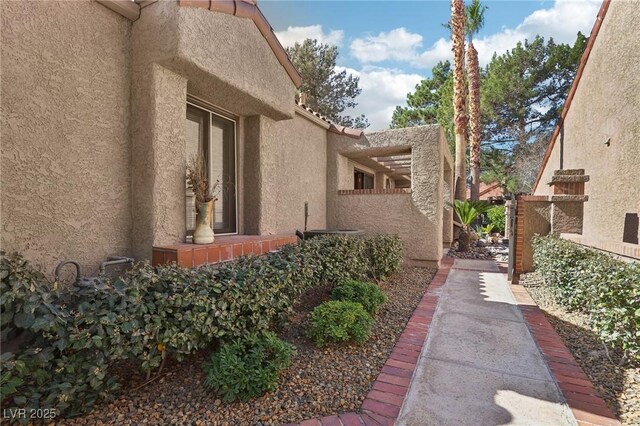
413,37 -> 452,69
274,25 -> 344,48
519,0 -> 602,43
361,0 -> 602,69
350,28 -> 423,63
338,66 -> 424,131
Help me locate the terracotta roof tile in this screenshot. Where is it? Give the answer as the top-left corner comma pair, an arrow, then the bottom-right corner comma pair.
295,101 -> 364,139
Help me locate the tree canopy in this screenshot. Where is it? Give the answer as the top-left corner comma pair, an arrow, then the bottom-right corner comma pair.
391,32 -> 587,192
286,39 -> 369,128
482,33 -> 587,148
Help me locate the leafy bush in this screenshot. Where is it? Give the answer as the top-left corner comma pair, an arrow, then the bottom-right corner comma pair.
366,235 -> 403,280
487,205 -> 505,233
0,233 -> 403,417
332,280 -> 387,315
307,301 -> 373,347
0,253 -> 120,417
532,235 -> 640,363
204,332 -> 294,402
305,235 -> 369,284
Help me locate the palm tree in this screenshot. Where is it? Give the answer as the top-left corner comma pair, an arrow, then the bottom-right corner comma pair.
451,0 -> 468,201
466,0 -> 487,201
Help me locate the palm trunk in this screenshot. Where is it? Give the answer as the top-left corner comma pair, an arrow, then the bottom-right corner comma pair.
451,0 -> 468,201
467,41 -> 481,201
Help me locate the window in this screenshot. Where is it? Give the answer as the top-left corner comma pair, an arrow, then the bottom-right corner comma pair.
354,168 -> 374,189
185,101 -> 237,235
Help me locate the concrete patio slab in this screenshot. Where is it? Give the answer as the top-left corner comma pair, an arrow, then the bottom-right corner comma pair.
397,258 -> 575,426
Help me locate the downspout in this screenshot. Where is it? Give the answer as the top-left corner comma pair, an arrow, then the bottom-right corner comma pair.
559,122 -> 564,170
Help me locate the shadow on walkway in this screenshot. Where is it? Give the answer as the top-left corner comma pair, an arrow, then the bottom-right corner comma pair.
398,259 -> 575,426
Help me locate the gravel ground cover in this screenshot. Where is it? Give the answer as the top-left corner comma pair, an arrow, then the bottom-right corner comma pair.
447,240 -> 507,260
62,266 -> 435,426
521,272 -> 640,425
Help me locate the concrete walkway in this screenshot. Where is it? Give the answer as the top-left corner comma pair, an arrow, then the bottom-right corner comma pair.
397,258 -> 575,426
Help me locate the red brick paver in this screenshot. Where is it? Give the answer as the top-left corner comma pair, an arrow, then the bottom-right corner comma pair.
290,256 -> 453,426
511,285 -> 621,426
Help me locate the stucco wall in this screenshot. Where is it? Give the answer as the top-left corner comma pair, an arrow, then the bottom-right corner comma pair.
1,0 -> 132,275
327,125 -> 453,266
130,0 -> 299,258
534,1 -> 640,253
244,111 -> 328,234
331,193 -> 434,262
130,63 -> 187,260
176,6 -> 295,120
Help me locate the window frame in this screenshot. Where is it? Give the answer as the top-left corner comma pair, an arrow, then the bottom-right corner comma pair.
186,96 -> 239,236
354,168 -> 375,190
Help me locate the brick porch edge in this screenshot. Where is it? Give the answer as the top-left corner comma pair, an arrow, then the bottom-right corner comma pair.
510,285 -> 621,426
285,256 -> 454,426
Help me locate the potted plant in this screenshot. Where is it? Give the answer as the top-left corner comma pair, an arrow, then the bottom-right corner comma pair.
449,200 -> 491,252
187,155 -> 221,244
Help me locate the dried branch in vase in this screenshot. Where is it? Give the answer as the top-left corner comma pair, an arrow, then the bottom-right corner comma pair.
186,155 -> 222,203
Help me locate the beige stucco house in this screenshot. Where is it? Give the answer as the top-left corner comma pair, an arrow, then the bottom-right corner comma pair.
1,0 -> 453,277
514,0 -> 639,275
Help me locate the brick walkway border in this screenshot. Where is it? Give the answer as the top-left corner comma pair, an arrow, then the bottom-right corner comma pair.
285,257 -> 454,426
511,285 -> 621,426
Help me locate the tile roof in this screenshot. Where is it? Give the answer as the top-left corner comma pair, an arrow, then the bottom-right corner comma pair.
295,100 -> 364,139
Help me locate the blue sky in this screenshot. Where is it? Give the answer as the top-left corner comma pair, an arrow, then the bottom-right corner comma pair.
260,0 -> 602,130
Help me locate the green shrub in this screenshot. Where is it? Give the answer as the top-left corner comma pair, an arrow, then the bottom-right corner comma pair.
487,205 -> 505,233
366,235 -> 403,280
305,235 -> 369,284
332,280 -> 387,315
307,301 -> 373,347
0,233 -> 403,417
204,332 -> 293,402
532,235 -> 640,363
0,253 -> 120,417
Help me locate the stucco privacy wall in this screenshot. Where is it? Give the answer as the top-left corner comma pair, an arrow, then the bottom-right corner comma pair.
130,0 -> 298,259
244,111 -> 328,234
534,0 -> 640,253
1,1 -> 132,275
327,126 -> 453,266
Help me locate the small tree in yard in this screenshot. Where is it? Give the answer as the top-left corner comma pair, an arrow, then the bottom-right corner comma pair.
449,200 -> 490,251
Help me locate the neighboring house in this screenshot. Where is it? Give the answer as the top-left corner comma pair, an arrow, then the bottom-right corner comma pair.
1,0 -> 453,277
466,181 -> 505,203
513,0 -> 639,276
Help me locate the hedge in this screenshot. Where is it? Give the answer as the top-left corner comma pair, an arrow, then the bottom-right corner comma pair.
532,235 -> 640,363
0,234 -> 403,417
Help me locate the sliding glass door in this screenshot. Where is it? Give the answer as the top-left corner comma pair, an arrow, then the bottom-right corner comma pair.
185,102 -> 237,235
